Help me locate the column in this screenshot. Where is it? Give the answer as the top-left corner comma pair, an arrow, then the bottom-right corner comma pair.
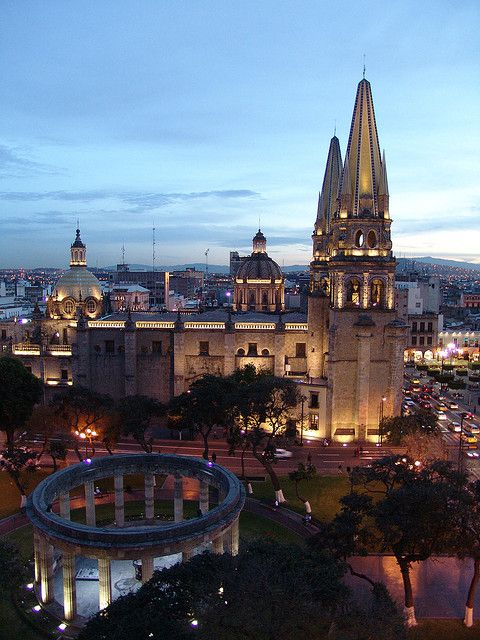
124,326 -> 137,396
212,533 -> 224,555
173,330 -> 186,396
182,548 -> 194,563
114,474 -> 125,527
223,331 -> 236,376
59,491 -> 70,520
224,518 -> 239,556
141,556 -> 154,583
85,480 -> 96,526
98,558 -> 112,610
356,329 -> 373,440
274,331 -> 286,377
144,473 -> 155,524
39,536 -> 54,604
174,475 -> 183,522
63,552 -> 77,621
199,479 -> 209,515
33,530 -> 41,585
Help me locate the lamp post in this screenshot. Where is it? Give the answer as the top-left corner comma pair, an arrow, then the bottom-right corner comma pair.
300,395 -> 306,446
76,428 -> 98,458
378,396 -> 387,446
458,412 -> 468,473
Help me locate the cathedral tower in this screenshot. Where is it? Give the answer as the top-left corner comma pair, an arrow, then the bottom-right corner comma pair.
320,78 -> 407,441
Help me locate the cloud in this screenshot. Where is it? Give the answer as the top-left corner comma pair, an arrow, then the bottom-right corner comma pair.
0,144 -> 64,178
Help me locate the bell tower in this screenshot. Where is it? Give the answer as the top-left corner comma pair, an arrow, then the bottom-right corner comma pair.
323,77 -> 407,442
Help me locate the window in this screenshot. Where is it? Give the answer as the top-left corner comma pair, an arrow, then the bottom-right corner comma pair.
199,341 -> 209,356
420,322 -> 425,332
419,336 -> 425,346
310,414 -> 319,430
367,229 -> 377,248
61,369 -> 68,380
247,343 -> 258,356
62,328 -> 68,344
428,322 -> 433,332
261,348 -> 270,356
25,365 -> 32,373
354,230 -> 364,247
371,279 -> 384,307
412,322 -> 417,333
86,299 -> 96,314
295,343 -> 306,358
412,336 -> 417,346
105,340 -> 115,354
346,278 -> 361,306
1,330 -> 6,340
309,392 -> 319,409
152,341 -> 162,354
64,299 -> 75,315
237,348 -> 245,356
427,337 -> 433,346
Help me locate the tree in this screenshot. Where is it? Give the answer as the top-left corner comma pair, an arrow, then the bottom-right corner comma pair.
117,395 -> 165,453
288,461 -> 317,513
0,356 -> 42,451
169,376 -> 234,459
0,538 -> 28,593
402,431 -> 447,464
45,438 -> 68,472
379,409 -> 438,446
79,540 -> 349,640
454,479 -> 480,627
227,366 -> 301,503
0,446 -> 37,506
348,457 -> 464,627
52,387 -> 114,460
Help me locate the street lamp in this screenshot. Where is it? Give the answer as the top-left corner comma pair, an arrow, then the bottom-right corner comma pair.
378,396 -> 387,446
299,395 -> 306,446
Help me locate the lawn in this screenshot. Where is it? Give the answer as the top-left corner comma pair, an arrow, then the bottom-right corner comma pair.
251,474 -> 350,521
0,469 -> 50,519
408,620 -> 480,639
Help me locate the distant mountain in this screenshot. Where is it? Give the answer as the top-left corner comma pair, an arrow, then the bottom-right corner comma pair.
398,256 -> 480,272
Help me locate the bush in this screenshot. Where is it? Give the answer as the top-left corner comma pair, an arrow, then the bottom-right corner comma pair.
470,362 -> 480,370
432,373 -> 454,383
442,363 -> 454,371
456,369 -> 468,377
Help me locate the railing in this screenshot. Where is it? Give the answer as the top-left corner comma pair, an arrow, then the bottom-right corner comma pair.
46,345 -> 72,356
13,343 -> 40,355
285,323 -> 308,331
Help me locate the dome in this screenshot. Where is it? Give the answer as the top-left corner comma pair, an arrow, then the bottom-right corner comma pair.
236,252 -> 283,281
54,267 -> 102,301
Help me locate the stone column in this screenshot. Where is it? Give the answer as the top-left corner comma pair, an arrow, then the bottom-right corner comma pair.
173,328 -> 186,396
63,552 -> 77,621
224,518 -> 240,556
199,479 -> 209,515
223,331 -> 236,376
174,474 -> 183,522
85,480 -> 96,526
182,548 -> 194,563
59,491 -> 70,520
274,331 -> 286,377
124,324 -> 137,396
141,556 -> 154,583
114,474 -> 125,527
144,473 -> 155,524
355,328 -> 373,440
98,558 -> 112,610
33,529 -> 41,585
39,536 -> 54,604
212,533 -> 224,554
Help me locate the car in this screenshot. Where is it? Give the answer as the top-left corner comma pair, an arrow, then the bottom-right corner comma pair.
274,448 -> 293,459
462,434 -> 478,449
436,412 -> 447,421
420,401 -> 432,410
448,402 -> 459,410
411,385 -> 421,392
420,393 -> 430,400
466,451 -> 480,458
468,423 -> 480,434
404,399 -> 415,406
437,404 -> 448,412
411,378 -> 420,385
449,421 -> 461,432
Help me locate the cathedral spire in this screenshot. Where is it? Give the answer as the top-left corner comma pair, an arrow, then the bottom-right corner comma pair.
70,227 -> 87,267
315,135 -> 342,235
338,78 -> 388,219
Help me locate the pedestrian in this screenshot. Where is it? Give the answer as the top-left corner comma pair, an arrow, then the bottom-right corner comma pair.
338,463 -> 343,474
211,451 -> 217,463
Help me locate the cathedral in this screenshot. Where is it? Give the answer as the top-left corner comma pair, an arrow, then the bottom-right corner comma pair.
1,77 -> 407,443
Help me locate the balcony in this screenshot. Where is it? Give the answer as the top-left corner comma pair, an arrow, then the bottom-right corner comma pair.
13,343 -> 40,356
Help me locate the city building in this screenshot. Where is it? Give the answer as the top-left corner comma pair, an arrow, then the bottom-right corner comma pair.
110,264 -> 169,308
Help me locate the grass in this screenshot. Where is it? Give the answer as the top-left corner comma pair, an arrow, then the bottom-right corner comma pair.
408,620 -> 480,639
251,474 -> 350,521
0,469 -> 50,519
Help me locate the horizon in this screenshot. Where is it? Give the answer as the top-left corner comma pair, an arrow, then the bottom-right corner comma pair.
1,1 -> 479,268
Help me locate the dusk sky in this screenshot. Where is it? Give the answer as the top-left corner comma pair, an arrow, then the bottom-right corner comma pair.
1,1 -> 479,269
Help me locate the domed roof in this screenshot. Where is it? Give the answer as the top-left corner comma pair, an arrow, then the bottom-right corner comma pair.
54,266 -> 102,301
236,252 -> 283,281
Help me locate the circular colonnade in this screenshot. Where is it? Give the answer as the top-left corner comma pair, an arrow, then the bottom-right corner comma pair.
27,454 -> 245,623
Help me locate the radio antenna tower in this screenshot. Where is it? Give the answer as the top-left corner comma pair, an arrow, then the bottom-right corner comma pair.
152,225 -> 156,272
205,248 -> 210,276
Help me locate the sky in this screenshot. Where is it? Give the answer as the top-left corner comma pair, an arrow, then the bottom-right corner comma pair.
1,0 -> 479,269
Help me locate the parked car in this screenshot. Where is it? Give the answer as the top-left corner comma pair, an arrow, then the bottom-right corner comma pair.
448,402 -> 459,410
436,412 -> 447,422
449,421 -> 461,432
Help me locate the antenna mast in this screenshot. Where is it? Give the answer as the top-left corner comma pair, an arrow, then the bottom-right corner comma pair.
152,225 -> 156,273
205,248 -> 210,276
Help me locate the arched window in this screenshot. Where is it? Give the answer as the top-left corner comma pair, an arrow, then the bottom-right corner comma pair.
370,279 -> 384,307
249,291 -> 256,310
237,348 -> 245,356
346,278 -> 361,306
86,299 -> 97,315
367,230 -> 377,248
354,230 -> 364,248
261,348 -> 270,356
64,299 -> 75,316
